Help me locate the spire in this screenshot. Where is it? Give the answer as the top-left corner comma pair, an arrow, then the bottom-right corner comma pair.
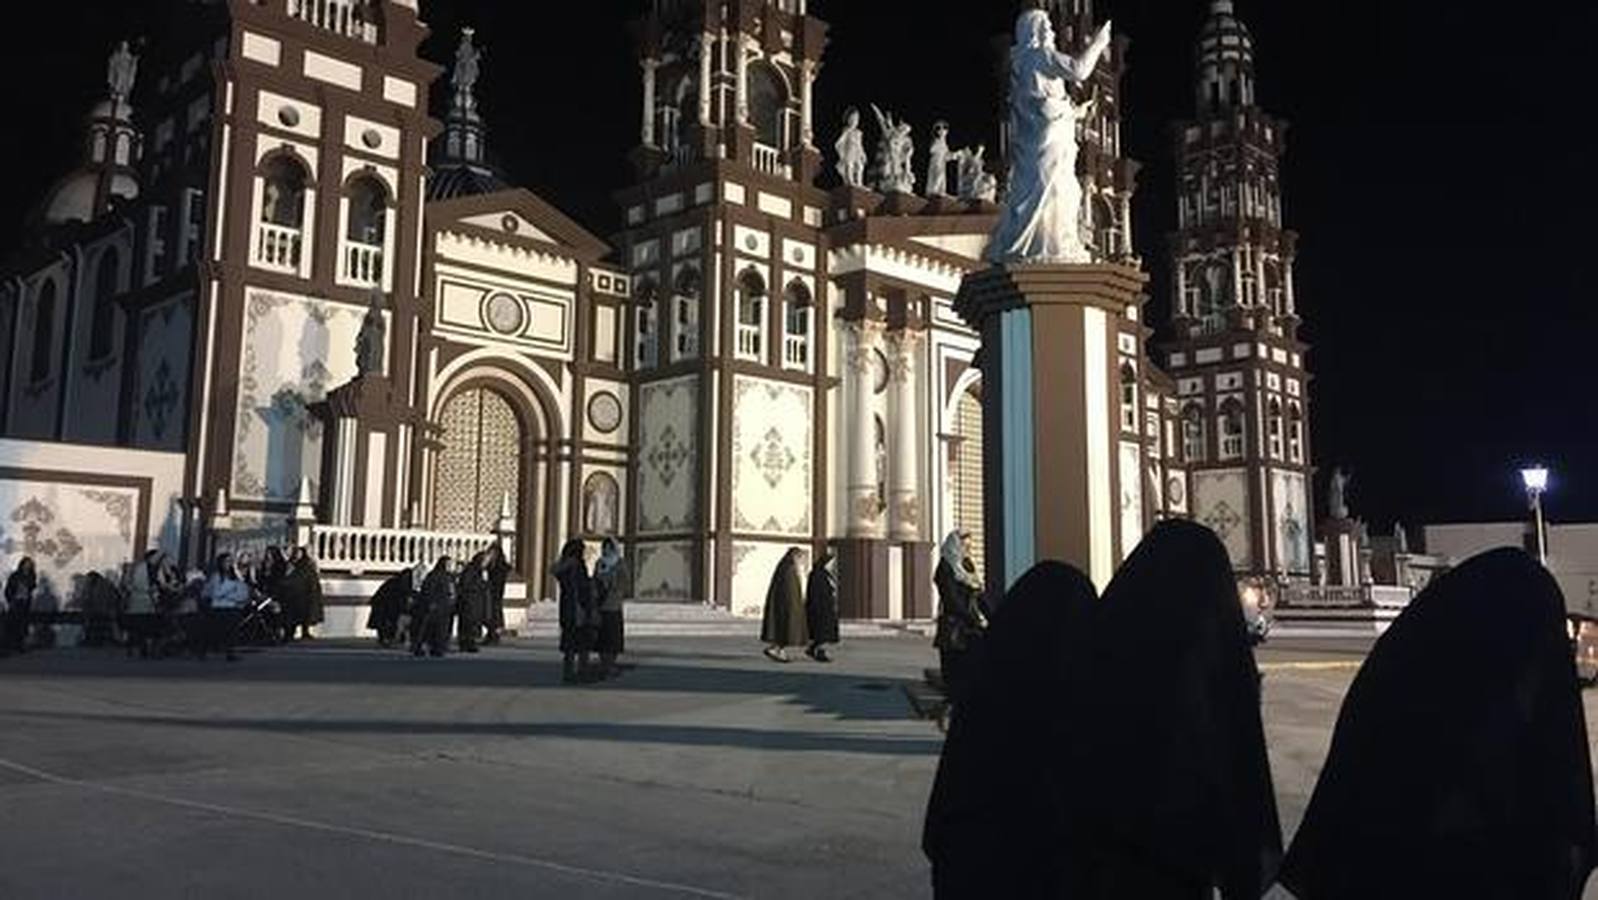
1195,0 -> 1256,116
428,26 -> 508,201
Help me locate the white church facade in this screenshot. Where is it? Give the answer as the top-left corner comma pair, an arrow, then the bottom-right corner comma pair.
0,0 -> 1312,631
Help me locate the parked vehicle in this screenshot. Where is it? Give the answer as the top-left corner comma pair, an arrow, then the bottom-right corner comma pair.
1568,614 -> 1598,687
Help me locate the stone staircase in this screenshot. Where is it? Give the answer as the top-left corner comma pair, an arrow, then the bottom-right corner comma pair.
521,601 -> 934,639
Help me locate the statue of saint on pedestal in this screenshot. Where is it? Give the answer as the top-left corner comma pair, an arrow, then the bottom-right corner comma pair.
1328,467 -> 1351,521
453,28 -> 483,110
834,108 -> 867,188
869,105 -> 916,195
926,122 -> 951,197
987,12 -> 1112,264
108,40 -> 139,104
355,293 -> 387,377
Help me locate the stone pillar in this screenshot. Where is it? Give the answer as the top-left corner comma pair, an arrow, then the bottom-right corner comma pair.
1231,246 -> 1244,306
327,416 -> 359,526
955,264 -> 1148,597
698,33 -> 713,126
641,59 -> 658,147
291,477 -> 317,549
493,491 -> 517,566
1175,260 -> 1187,317
887,329 -> 922,542
734,37 -> 750,125
1285,255 -> 1297,317
844,318 -> 886,536
799,60 -> 815,148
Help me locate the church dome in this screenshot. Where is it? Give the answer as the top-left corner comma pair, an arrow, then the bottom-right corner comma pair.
1197,0 -> 1255,69
428,164 -> 508,202
42,171 -> 138,225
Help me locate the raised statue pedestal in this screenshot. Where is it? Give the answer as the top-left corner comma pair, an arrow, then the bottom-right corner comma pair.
954,263 -> 1147,599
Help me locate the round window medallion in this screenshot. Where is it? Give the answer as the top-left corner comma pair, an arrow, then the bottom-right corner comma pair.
501,214 -> 520,234
278,105 -> 301,127
484,293 -> 526,336
791,247 -> 805,263
1168,477 -> 1187,506
361,128 -> 382,149
743,234 -> 759,251
588,392 -> 623,434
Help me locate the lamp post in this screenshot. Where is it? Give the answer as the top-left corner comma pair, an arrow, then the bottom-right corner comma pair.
1521,465 -> 1550,566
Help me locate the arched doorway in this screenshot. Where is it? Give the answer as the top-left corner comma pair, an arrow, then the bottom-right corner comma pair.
432,386 -> 524,537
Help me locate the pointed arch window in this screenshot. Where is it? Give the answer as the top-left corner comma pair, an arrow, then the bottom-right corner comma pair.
782,280 -> 813,370
30,281 -> 57,384
671,266 -> 700,361
1119,362 -> 1138,431
1181,402 -> 1206,464
734,269 -> 767,362
1218,397 -> 1246,461
1267,397 -> 1284,460
88,248 -> 121,360
342,174 -> 388,288
1287,402 -> 1304,463
256,155 -> 308,273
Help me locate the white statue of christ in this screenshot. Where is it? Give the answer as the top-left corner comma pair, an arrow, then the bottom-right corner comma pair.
987,12 -> 1113,265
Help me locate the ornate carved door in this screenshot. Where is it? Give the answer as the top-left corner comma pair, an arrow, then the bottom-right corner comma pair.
432,387 -> 523,535
951,390 -> 985,577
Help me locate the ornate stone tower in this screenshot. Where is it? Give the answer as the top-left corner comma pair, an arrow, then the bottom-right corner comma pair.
619,0 -> 833,611
1164,0 -> 1313,584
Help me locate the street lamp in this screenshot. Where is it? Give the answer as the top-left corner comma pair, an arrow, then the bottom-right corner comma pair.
1521,465 -> 1550,566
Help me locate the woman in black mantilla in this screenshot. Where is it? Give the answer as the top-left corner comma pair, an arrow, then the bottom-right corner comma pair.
933,530 -> 987,705
552,540 -> 599,683
1277,548 -> 1597,899
482,543 -> 511,645
4,556 -> 38,654
366,567 -> 413,648
412,556 -> 456,658
455,551 -> 489,654
803,548 -> 839,663
760,548 -> 808,663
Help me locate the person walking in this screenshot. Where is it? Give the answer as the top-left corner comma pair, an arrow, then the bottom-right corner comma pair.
455,551 -> 489,654
760,548 -> 808,663
412,557 -> 456,658
553,540 -> 598,683
200,553 -> 250,661
3,557 -> 38,654
804,548 -> 839,663
593,538 -> 628,679
482,543 -> 511,646
933,530 -> 987,705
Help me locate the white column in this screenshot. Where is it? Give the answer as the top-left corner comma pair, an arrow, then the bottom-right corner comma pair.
799,60 -> 815,148
1120,193 -> 1133,255
734,37 -> 750,125
888,329 -> 923,542
1285,255 -> 1297,316
641,59 -> 658,147
1255,244 -> 1268,312
698,32 -> 713,126
1231,246 -> 1244,306
845,319 -> 886,537
1176,259 -> 1188,317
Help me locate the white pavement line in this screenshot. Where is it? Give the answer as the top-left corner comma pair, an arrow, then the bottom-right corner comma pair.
0,756 -> 744,900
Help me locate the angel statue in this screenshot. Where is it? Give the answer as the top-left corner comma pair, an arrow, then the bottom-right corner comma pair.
987,12 -> 1112,264
834,108 -> 867,188
108,40 -> 139,104
956,145 -> 998,203
869,105 -> 915,195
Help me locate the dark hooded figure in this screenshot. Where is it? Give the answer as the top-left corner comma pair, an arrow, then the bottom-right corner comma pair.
553,540 -> 598,683
1278,548 -> 1597,900
4,557 -> 39,654
933,530 -> 988,704
412,557 -> 456,658
276,547 -> 323,641
455,551 -> 489,654
923,561 -> 1099,897
261,546 -> 290,642
761,548 -> 808,663
482,543 -> 511,645
366,569 -> 413,647
803,548 -> 839,662
1078,519 -> 1281,900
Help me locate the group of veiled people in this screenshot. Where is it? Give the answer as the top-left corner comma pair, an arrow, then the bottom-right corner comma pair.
365,544 -> 514,658
760,547 -> 840,663
923,519 -> 1598,898
119,546 -> 324,658
550,537 -> 629,683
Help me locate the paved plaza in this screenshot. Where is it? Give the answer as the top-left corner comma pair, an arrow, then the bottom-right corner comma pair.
0,634 -> 1595,898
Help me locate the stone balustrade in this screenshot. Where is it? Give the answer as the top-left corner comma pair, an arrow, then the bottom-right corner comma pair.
307,525 -> 505,576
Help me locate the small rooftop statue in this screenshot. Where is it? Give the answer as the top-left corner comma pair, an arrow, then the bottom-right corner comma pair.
869,105 -> 916,195
108,39 -> 139,104
1327,467 -> 1351,521
834,108 -> 867,189
925,122 -> 951,198
452,27 -> 483,109
355,292 -> 387,377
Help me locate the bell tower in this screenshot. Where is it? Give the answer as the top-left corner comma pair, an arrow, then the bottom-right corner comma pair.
1163,0 -> 1313,586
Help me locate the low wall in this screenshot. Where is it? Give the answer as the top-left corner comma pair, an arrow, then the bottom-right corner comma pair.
0,438 -> 186,608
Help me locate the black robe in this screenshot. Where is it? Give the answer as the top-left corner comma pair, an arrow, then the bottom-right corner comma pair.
804,558 -> 839,646
1279,547 -> 1598,899
365,570 -> 411,639
760,551 -> 807,648
553,555 -> 596,654
485,553 -> 510,632
923,561 -> 1099,897
932,558 -> 984,653
1078,519 -> 1281,900
456,560 -> 489,636
278,558 -> 325,628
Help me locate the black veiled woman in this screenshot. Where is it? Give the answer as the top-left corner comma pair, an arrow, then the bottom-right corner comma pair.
923,561 -> 1099,897
803,548 -> 839,663
366,568 -> 413,648
455,551 -> 489,654
261,546 -> 290,642
933,530 -> 987,705
4,556 -> 38,654
483,543 -> 511,645
412,557 -> 456,658
553,540 -> 598,683
289,547 -> 324,639
1277,548 -> 1597,899
593,538 -> 629,679
760,548 -> 808,663
1078,519 -> 1281,900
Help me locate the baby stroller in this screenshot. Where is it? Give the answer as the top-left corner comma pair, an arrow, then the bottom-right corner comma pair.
234,589 -> 284,648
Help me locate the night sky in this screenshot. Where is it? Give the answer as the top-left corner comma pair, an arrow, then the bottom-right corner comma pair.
2,1 -> 1592,536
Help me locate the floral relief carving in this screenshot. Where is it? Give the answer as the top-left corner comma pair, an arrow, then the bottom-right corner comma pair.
0,498 -> 85,569
78,489 -> 135,542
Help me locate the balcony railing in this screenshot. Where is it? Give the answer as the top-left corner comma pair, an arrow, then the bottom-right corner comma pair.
735,323 -> 763,361
308,524 -> 506,576
751,143 -> 788,178
255,223 -> 303,274
1279,584 -> 1415,609
782,333 -> 809,369
288,0 -> 381,45
343,241 -> 384,287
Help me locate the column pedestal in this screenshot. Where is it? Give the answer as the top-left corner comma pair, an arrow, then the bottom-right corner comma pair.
955,263 -> 1147,599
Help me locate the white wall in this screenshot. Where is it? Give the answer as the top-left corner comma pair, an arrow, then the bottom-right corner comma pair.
1424,521 -> 1598,616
